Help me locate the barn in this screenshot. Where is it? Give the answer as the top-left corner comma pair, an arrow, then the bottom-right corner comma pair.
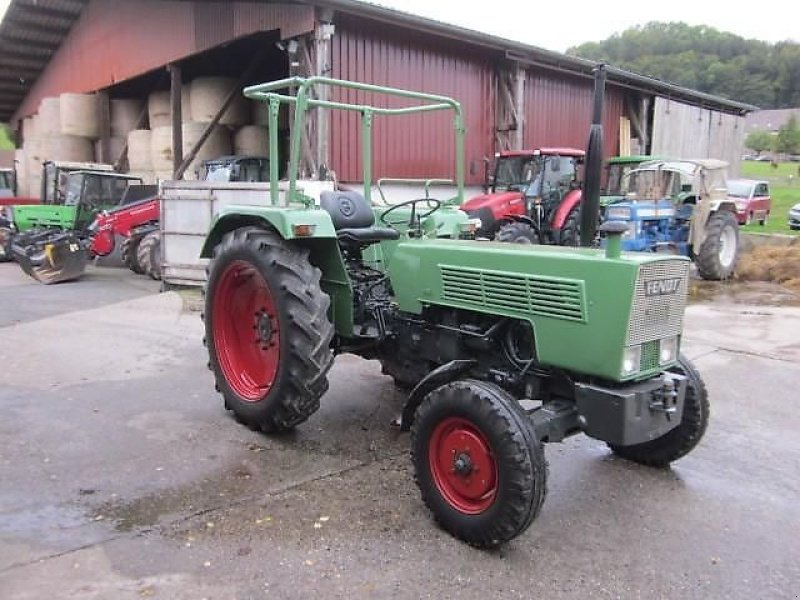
0,0 -> 755,196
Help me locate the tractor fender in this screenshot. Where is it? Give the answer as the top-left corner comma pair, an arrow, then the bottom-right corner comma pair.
400,359 -> 477,431
709,200 -> 737,214
200,205 -> 337,258
504,214 -> 536,228
550,189 -> 582,231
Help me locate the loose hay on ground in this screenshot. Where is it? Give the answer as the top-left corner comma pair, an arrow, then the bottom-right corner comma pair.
736,246 -> 800,294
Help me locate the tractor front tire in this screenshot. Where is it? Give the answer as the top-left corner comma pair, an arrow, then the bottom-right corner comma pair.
204,226 -> 334,433
495,222 -> 538,244
136,231 -> 161,280
411,380 -> 547,548
121,235 -> 145,275
696,210 -> 739,280
608,355 -> 709,467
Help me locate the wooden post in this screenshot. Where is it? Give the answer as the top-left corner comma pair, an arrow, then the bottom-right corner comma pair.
512,64 -> 525,150
97,91 -> 111,164
314,14 -> 334,177
169,63 -> 183,178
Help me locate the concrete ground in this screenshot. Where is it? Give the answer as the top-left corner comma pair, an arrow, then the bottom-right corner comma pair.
1,262 -> 799,599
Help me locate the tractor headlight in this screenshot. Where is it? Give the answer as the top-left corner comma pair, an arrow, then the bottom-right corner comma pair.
659,336 -> 678,365
621,345 -> 641,377
606,206 -> 632,221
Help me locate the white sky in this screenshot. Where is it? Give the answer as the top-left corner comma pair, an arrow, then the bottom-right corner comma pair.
0,0 -> 796,52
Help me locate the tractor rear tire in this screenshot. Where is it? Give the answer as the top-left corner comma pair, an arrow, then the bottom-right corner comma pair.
0,226 -> 13,262
121,235 -> 145,275
411,379 -> 547,548
137,231 -> 161,280
495,222 -> 538,244
608,355 -> 709,467
204,226 -> 335,433
696,210 -> 739,280
559,206 -> 581,247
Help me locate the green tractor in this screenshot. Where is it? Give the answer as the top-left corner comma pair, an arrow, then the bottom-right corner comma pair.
9,167 -> 145,283
200,77 -> 708,548
601,155 -> 662,210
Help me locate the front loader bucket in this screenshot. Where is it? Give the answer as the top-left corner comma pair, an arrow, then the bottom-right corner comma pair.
12,232 -> 88,284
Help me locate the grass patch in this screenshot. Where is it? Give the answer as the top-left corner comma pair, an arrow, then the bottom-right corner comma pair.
739,161 -> 800,235
0,124 -> 15,151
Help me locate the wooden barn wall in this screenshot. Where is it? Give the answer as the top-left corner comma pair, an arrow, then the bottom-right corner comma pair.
329,17 -> 496,185
523,68 -> 625,159
13,0 -> 314,122
651,98 -> 745,176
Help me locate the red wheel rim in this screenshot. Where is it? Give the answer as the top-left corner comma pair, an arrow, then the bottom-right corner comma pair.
212,260 -> 280,401
428,417 -> 498,515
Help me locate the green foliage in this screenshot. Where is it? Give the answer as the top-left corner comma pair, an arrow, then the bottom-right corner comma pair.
0,123 -> 15,150
745,129 -> 775,154
775,115 -> 800,155
568,22 -> 800,108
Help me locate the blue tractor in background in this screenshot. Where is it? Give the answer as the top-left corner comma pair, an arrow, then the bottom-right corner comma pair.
603,159 -> 740,280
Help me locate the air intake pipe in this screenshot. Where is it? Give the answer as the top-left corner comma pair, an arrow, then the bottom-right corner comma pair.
580,64 -> 606,247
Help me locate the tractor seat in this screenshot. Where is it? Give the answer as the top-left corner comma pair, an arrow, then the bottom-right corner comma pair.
320,190 -> 400,245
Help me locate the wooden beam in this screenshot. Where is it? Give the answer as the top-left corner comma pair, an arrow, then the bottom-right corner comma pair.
169,64 -> 183,177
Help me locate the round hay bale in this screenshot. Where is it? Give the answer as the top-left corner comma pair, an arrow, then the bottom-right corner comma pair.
148,89 -> 191,129
181,121 -> 232,179
111,98 -> 143,137
128,129 -> 153,170
233,125 -> 267,156
60,93 -> 102,138
45,134 -> 94,162
150,126 -> 174,171
22,115 -> 41,141
127,170 -> 156,185
38,97 -> 61,136
190,77 -> 248,126
252,100 -> 289,129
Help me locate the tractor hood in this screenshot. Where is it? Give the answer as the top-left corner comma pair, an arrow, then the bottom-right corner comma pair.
385,238 -> 690,383
461,190 -> 522,213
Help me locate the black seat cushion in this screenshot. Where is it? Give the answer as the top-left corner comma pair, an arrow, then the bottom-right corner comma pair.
337,227 -> 400,245
320,190 -> 375,229
320,190 -> 399,245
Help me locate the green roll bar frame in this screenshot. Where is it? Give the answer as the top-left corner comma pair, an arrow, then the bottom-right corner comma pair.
243,76 -> 466,208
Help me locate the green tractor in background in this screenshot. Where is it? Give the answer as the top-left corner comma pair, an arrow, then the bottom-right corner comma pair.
9,167 -> 146,283
601,155 -> 662,211
200,77 -> 708,548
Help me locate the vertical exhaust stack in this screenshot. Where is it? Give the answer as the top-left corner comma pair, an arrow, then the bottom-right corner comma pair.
581,64 -> 606,247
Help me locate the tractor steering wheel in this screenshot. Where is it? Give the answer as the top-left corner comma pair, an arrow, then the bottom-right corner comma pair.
379,198 -> 442,229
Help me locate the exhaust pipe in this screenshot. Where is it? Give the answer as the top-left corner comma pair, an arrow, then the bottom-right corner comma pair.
580,64 -> 606,247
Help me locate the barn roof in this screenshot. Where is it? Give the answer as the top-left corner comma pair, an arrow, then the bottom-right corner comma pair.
0,0 -> 757,124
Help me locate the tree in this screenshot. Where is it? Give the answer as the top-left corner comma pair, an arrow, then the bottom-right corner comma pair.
568,22 -> 800,108
745,129 -> 774,154
775,115 -> 800,155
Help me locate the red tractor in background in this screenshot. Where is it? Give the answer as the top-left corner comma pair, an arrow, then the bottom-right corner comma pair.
461,148 -> 585,245
90,192 -> 161,279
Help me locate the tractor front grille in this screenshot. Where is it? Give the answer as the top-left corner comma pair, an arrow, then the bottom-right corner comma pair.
440,265 -> 586,322
626,260 -> 690,346
640,339 -> 661,372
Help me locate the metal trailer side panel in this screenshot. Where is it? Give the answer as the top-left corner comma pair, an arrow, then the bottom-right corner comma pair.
160,180 -> 334,286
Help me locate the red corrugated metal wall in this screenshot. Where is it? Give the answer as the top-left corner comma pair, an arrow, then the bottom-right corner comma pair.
330,17 -> 495,185
524,68 -> 624,158
14,0 -> 314,121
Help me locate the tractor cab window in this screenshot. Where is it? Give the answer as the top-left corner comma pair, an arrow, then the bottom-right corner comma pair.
64,175 -> 85,206
606,163 -> 638,195
542,156 -> 576,196
102,176 -> 132,205
494,156 -> 540,192
0,170 -> 12,190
